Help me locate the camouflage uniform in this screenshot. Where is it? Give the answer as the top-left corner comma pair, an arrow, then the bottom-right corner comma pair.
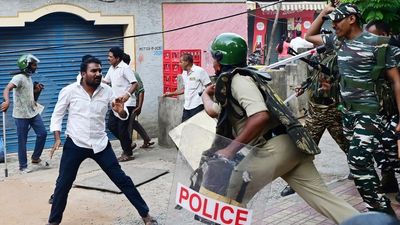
304,51 -> 348,152
305,102 -> 348,152
379,45 -> 400,174
381,115 -> 400,173
323,31 -> 398,211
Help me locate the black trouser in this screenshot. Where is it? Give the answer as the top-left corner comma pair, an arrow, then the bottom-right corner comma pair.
129,108 -> 151,143
108,106 -> 135,156
48,138 -> 149,223
181,104 -> 204,122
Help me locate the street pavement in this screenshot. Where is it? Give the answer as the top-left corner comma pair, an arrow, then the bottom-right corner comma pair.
0,131 -> 399,224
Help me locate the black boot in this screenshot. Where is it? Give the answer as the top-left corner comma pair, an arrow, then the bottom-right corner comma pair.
368,205 -> 397,217
379,171 -> 399,193
280,185 -> 296,197
368,198 -> 397,217
395,192 -> 400,204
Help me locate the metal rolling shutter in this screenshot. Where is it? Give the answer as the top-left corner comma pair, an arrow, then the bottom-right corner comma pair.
0,12 -> 123,153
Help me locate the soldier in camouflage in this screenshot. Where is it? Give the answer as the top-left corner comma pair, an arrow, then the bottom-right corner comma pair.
306,3 -> 400,215
366,20 -> 400,199
281,47 -> 351,197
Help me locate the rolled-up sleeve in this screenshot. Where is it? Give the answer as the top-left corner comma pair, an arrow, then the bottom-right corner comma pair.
50,87 -> 70,132
231,75 -> 268,117
124,67 -> 137,84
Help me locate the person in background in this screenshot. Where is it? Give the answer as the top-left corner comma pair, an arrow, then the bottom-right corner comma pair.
366,20 -> 400,202
290,30 -> 314,52
163,53 -> 211,122
276,34 -> 291,61
1,54 -> 47,173
103,47 -> 138,162
122,53 -> 155,148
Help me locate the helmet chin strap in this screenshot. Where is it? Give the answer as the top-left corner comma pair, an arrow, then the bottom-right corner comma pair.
23,67 -> 34,76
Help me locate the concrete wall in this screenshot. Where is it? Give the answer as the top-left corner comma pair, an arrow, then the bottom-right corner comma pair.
158,63 -> 309,147
0,0 -> 244,138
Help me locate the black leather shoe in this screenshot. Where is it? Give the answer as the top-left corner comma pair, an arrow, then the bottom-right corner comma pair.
280,185 -> 295,197
395,192 -> 400,203
379,171 -> 399,193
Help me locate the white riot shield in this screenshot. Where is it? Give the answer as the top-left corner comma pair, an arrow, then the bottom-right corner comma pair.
167,111 -> 276,225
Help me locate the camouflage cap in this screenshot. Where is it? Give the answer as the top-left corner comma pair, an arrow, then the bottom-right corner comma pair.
323,3 -> 361,22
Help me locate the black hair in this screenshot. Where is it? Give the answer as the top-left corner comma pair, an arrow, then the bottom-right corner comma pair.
122,53 -> 131,65
81,54 -> 93,62
296,30 -> 302,37
80,57 -> 102,73
180,53 -> 193,64
365,20 -> 391,34
277,34 -> 286,54
109,47 -> 124,60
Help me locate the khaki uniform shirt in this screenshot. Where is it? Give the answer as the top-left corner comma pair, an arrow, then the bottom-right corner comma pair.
213,74 -> 280,146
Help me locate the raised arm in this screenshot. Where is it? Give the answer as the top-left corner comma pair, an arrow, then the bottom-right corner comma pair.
305,3 -> 336,45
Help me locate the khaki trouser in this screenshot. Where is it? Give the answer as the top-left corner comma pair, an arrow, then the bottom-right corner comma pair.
226,134 -> 359,224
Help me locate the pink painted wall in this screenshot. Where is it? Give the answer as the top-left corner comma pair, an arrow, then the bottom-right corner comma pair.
163,3 -> 247,74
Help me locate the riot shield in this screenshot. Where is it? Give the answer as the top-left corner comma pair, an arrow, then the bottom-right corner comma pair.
167,111 -> 275,225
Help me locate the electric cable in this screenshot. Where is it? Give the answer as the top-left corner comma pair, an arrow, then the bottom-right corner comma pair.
0,0 -> 287,55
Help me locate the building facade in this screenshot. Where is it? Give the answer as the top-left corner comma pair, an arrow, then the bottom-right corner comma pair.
0,0 -> 246,152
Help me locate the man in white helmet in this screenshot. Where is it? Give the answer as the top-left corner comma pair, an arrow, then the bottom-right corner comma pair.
1,54 -> 47,173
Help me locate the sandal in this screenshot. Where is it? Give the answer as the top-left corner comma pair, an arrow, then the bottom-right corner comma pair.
117,154 -> 135,162
142,215 -> 158,225
141,141 -> 155,148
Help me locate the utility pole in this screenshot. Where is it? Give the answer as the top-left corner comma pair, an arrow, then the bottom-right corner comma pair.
265,2 -> 282,65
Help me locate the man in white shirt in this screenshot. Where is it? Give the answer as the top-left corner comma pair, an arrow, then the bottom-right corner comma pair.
163,53 -> 211,122
75,54 -> 93,83
290,30 -> 314,52
103,47 -> 138,162
47,57 -> 157,225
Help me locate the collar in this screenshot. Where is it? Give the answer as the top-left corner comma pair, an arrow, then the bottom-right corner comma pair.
113,61 -> 126,69
186,64 -> 196,74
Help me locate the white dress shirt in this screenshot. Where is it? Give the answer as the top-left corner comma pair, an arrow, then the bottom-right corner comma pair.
50,82 -> 128,153
181,64 -> 211,110
104,61 -> 137,107
289,37 -> 314,52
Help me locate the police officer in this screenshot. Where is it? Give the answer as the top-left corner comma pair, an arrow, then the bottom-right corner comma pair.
305,3 -> 400,215
201,32 -> 359,224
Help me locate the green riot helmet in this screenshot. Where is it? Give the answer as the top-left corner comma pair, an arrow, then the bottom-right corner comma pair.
210,33 -> 247,66
17,54 -> 40,72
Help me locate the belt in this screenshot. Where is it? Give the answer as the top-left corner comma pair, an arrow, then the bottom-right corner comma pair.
263,124 -> 287,141
312,97 -> 334,106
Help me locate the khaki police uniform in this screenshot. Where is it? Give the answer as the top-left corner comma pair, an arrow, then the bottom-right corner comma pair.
220,75 -> 359,224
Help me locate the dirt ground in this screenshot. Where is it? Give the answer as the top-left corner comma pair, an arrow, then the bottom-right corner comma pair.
0,141 -> 178,225
0,130 -> 350,225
